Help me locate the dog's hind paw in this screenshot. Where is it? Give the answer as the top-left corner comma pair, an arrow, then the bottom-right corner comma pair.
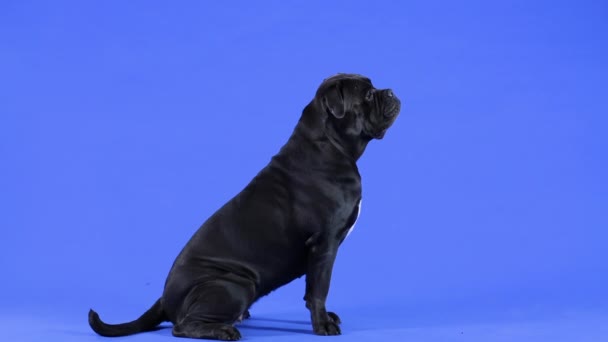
173,323 -> 241,341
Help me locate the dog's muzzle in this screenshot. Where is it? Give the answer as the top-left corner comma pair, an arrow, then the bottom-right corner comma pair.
382,89 -> 401,118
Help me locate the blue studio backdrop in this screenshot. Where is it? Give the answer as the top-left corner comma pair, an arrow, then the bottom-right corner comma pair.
1,1 -> 607,341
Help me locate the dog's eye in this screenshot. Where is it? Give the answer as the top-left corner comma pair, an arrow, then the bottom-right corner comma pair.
365,90 -> 374,102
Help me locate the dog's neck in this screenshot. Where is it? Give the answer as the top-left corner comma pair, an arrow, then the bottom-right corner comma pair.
322,120 -> 370,162
295,103 -> 371,162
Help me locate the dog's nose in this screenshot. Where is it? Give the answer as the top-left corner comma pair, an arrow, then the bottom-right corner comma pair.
385,89 -> 394,98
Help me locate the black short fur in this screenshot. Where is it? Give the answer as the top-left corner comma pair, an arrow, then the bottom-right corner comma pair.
89,73 -> 401,340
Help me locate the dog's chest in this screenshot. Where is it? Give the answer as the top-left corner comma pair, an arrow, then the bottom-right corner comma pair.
343,199 -> 362,240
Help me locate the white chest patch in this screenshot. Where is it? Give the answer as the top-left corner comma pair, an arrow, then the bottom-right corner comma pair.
345,200 -> 362,239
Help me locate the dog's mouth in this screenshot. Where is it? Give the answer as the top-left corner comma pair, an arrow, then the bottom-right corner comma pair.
372,101 -> 401,139
373,121 -> 395,139
374,128 -> 389,139
384,98 -> 401,118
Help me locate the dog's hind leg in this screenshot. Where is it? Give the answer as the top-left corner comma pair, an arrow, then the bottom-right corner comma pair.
172,280 -> 253,341
235,308 -> 251,324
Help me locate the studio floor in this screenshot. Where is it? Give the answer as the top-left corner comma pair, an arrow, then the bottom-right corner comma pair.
4,298 -> 606,342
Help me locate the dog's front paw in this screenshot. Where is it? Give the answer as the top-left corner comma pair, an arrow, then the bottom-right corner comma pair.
327,311 -> 341,325
313,319 -> 341,336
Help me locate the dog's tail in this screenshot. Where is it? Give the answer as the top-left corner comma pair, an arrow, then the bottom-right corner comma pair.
88,298 -> 166,337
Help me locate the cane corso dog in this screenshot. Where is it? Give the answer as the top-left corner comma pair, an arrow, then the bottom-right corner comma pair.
89,73 -> 401,340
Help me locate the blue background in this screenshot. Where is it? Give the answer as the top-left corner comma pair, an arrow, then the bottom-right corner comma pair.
1,1 -> 607,341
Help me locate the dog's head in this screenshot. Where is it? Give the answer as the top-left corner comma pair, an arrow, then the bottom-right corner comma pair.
315,73 -> 401,140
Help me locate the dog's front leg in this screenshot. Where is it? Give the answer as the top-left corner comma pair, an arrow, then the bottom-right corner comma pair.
304,233 -> 341,336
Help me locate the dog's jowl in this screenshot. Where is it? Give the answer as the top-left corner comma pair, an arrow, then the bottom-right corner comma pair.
89,73 -> 401,340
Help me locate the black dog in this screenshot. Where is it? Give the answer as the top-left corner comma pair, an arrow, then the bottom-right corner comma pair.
89,73 -> 401,340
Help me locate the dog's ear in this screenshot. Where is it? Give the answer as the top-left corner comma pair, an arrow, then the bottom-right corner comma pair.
322,83 -> 346,119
